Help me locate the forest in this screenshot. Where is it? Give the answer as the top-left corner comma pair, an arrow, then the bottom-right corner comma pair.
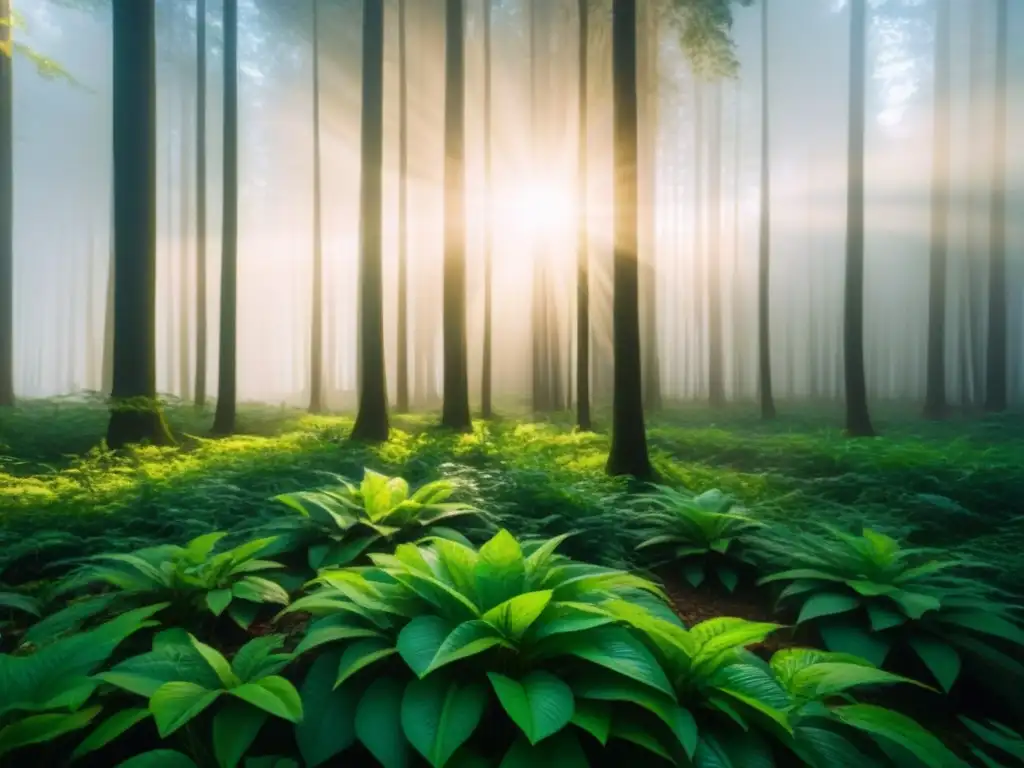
0,0 -> 1022,765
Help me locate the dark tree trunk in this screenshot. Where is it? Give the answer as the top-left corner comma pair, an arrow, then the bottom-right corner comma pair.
396,0 -> 410,413
575,0 -> 591,430
309,0 -> 325,413
212,0 -> 238,435
481,0 -> 494,419
758,0 -> 775,419
708,81 -> 725,407
0,0 -> 13,406
107,0 -> 172,448
985,0 -> 1008,413
441,0 -> 471,432
606,0 -> 651,480
843,0 -> 875,437
351,0 -> 389,442
194,0 -> 208,408
924,0 -> 950,420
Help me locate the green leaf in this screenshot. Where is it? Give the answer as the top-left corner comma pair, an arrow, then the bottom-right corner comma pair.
570,700 -> 611,745
207,589 -> 234,617
213,699 -> 268,768
866,603 -> 906,631
820,623 -> 892,667
940,612 -> 1024,646
356,676 -> 410,768
797,593 -> 861,624
475,530 -> 526,611
426,620 -> 506,674
610,713 -> 674,761
116,751 -> 199,768
791,662 -> 925,698
791,724 -> 877,768
552,626 -> 675,697
190,635 -> 240,688
717,564 -> 739,593
232,576 -> 290,605
296,652 -> 357,767
229,677 -> 303,722
294,616 -> 382,656
907,637 -> 961,692
683,560 -> 706,588
0,707 -> 101,757
402,676 -> 488,768
0,591 -> 41,616
889,591 -> 941,620
482,591 -> 553,639
100,643 -> 222,697
499,731 -> 589,768
759,568 -> 848,586
488,671 -> 574,745
397,616 -> 452,678
150,682 -> 221,738
72,708 -> 150,760
335,639 -> 398,687
959,717 -> 1024,760
231,635 -> 289,683
833,704 -> 968,768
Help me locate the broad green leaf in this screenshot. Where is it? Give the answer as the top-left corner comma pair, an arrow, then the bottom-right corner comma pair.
150,682 -> 221,737
115,751 -> 199,768
71,708 -> 150,760
0,707 -> 101,757
717,564 -> 739,593
959,717 -> 1024,760
683,560 -> 706,588
185,532 -> 228,562
499,731 -> 589,768
889,591 -> 941,620
190,635 -> 240,689
99,643 -> 222,697
482,590 -> 553,639
207,589 -> 233,617
907,637 -> 961,692
833,704 -> 968,768
791,662 -> 925,698
296,653 -> 357,767
610,713 -> 674,761
229,677 -> 303,722
231,635 -> 289,683
426,620 -> 506,674
570,700 -> 611,745
232,576 -> 289,606
551,626 -> 675,697
940,612 -> 1024,646
0,591 -> 41,616
475,530 -> 526,611
528,602 -> 616,641
213,699 -> 268,768
487,671 -> 574,745
397,616 -> 452,678
356,676 -> 410,768
402,676 -> 488,768
335,639 -> 398,688
295,616 -> 382,656
790,725 -> 878,768
866,603 -> 906,631
758,569 -> 848,586
797,593 -> 861,624
819,623 -> 892,667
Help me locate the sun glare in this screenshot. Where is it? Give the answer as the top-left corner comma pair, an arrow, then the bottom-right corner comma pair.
492,178 -> 576,241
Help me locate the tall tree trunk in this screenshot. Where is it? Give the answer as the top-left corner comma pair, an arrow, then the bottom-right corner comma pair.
0,0 -> 13,405
480,0 -> 494,419
102,187 -> 115,395
708,80 -> 725,406
965,0 -> 986,406
351,0 -> 389,441
693,77 -> 705,396
528,0 -> 548,413
606,0 -> 651,479
758,0 -> 775,419
212,0 -> 238,435
441,0 -> 471,431
843,0 -> 875,437
985,0 -> 1008,412
107,0 -> 172,448
640,2 -> 660,412
575,0 -> 591,430
178,77 -> 192,401
309,0 -> 325,413
924,0 -> 950,419
396,0 -> 410,413
194,0 -> 208,408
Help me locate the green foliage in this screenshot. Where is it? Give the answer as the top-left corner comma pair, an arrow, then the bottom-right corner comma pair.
758,526 -> 1024,695
267,468 -> 485,569
634,486 -> 764,591
667,0 -> 755,80
50,532 -> 289,634
959,716 -> 1024,768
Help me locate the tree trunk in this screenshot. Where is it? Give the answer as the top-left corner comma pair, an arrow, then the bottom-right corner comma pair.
985,0 -> 1008,412
107,0 -> 172,448
0,0 -> 13,405
395,0 -> 410,413
212,0 -> 238,435
708,81 -> 725,406
480,0 -> 494,419
351,0 -> 389,441
194,0 -> 208,408
606,0 -> 651,479
309,0 -> 325,413
843,0 -> 875,437
575,0 -> 591,430
924,0 -> 950,419
758,0 -> 775,419
640,3 -> 660,412
178,64 -> 192,401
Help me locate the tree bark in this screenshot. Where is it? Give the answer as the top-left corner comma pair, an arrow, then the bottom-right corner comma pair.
395,0 -> 410,414
480,0 -> 494,419
758,0 -> 775,418
708,81 -> 725,406
309,0 -> 325,413
576,0 -> 591,430
194,0 -> 208,408
212,0 -> 238,435
351,0 -> 390,441
107,0 -> 172,448
985,0 -> 1008,412
606,0 -> 651,479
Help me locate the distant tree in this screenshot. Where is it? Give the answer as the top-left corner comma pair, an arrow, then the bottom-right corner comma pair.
441,0 -> 471,432
708,79 -> 725,406
309,0 -> 324,413
842,0 -> 875,437
396,0 -> 410,413
106,0 -> 172,448
194,0 -> 208,408
575,0 -> 591,431
757,0 -> 775,419
0,0 -> 13,405
212,0 -> 238,435
481,0 -> 494,419
924,0 -> 950,420
985,0 -> 1008,413
351,0 -> 389,442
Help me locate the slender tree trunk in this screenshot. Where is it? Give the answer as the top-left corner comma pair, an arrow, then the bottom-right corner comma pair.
758,0 -> 775,419
606,0 -> 651,479
0,0 -> 13,405
178,78 -> 192,401
107,0 -> 172,448
395,0 -> 410,413
351,0 -> 389,441
693,77 -> 705,396
480,0 -> 494,418
309,0 -> 325,413
102,188 -> 115,395
985,0 -> 1008,412
194,0 -> 208,408
843,0 -> 875,437
575,0 -> 591,430
441,0 -> 471,431
640,3 -> 660,412
708,81 -> 725,406
212,0 -> 238,435
924,0 -> 951,419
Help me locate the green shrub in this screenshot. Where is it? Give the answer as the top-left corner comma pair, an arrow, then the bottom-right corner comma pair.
757,526 -> 1024,693
959,716 -> 1024,767
633,486 -> 765,592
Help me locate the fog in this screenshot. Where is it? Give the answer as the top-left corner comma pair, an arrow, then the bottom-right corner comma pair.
8,0 -> 1024,410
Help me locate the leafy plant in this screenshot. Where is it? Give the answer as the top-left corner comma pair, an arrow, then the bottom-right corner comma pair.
633,486 -> 765,592
49,533 -> 289,634
959,716 -> 1024,768
757,526 -> 1024,693
0,588 -> 42,645
267,469 -> 485,570
0,604 -> 165,759
100,630 -> 301,768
